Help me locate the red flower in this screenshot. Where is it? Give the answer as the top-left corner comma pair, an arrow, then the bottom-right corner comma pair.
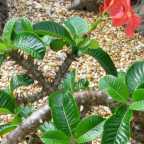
102,0 -> 141,37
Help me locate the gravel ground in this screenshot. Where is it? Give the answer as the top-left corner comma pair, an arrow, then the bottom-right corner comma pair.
0,0 -> 144,143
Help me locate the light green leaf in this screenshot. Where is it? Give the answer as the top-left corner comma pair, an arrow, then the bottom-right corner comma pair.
129,100 -> 144,111
14,32 -> 46,59
41,130 -> 69,144
126,61 -> 144,93
0,124 -> 17,136
132,89 -> 144,101
40,122 -> 56,133
33,21 -> 72,42
64,16 -> 89,36
74,115 -> 104,137
102,106 -> 133,144
2,18 -> 17,42
99,75 -> 129,103
49,91 -> 80,136
14,17 -> 33,33
10,74 -> 34,92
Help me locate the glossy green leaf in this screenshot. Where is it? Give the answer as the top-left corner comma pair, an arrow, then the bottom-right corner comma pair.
14,17 -> 33,33
60,71 -> 76,92
126,61 -> 144,93
102,106 -> 132,144
0,124 -> 17,136
64,16 -> 89,36
41,130 -> 69,144
40,122 -> 56,133
2,18 -> 17,42
49,91 -> 80,136
14,32 -> 46,59
77,121 -> 104,143
10,74 -> 34,92
0,90 -> 16,113
33,21 -> 72,42
99,75 -> 129,103
50,39 -> 65,51
132,89 -> 144,101
74,115 -> 104,138
85,47 -> 117,76
129,100 -> 144,111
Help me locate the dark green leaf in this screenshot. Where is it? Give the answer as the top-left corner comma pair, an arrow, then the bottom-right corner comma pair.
50,39 -> 65,51
102,106 -> 133,144
132,89 -> 144,101
77,121 -> 104,143
49,91 -> 80,136
33,21 -> 72,42
74,79 -> 89,91
0,90 -> 16,113
74,115 -> 104,138
85,47 -> 117,76
41,130 -> 69,144
126,61 -> 144,93
64,16 -> 89,36
99,75 -> 129,103
14,32 -> 46,59
10,74 -> 34,92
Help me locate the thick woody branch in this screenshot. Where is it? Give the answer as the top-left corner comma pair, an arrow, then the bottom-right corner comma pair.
15,52 -> 76,104
10,51 -> 52,92
2,90 -> 111,144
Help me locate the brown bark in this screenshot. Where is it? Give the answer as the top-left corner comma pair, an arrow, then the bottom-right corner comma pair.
0,0 -> 8,34
14,52 -> 76,104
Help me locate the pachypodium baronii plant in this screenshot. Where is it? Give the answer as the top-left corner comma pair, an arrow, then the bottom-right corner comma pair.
0,16 -> 117,76
99,61 -> 144,144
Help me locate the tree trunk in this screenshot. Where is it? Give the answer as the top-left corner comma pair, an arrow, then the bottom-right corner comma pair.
0,0 -> 8,34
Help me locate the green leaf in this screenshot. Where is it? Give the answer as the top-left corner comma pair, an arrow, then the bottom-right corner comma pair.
14,32 -> 46,59
64,16 -> 89,36
2,18 -> 17,42
126,61 -> 144,93
74,115 -> 104,138
10,74 -> 34,92
60,71 -> 76,92
40,122 -> 56,133
0,41 -> 8,54
41,35 -> 53,46
0,108 -> 12,115
74,79 -> 89,91
33,21 -> 72,42
0,90 -> 16,113
102,106 -> 133,144
77,121 -> 104,143
0,124 -> 17,136
0,54 -> 5,66
17,105 -> 34,118
14,17 -> 33,33
99,75 -> 129,103
85,47 -> 117,76
50,39 -> 65,52
41,130 -> 69,144
129,100 -> 144,111
132,89 -> 144,101
49,91 -> 80,136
